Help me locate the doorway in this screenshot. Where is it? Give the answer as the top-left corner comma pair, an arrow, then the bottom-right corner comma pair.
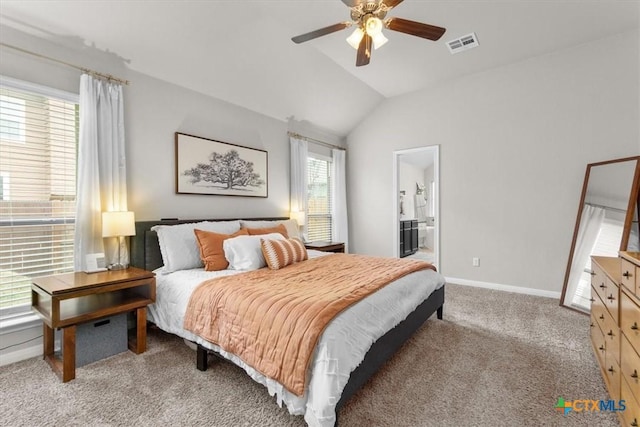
392,146 -> 440,269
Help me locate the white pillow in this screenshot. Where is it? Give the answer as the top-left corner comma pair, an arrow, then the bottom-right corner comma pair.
223,233 -> 285,271
152,220 -> 240,273
240,219 -> 301,240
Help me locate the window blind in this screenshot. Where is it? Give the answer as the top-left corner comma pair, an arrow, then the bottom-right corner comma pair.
307,155 -> 332,242
0,81 -> 78,314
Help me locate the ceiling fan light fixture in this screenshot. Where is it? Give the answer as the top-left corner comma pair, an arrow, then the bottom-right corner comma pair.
346,27 -> 364,49
292,2 -> 446,66
365,16 -> 383,36
372,32 -> 388,49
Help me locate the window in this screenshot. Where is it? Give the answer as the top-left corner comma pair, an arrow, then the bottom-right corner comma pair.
307,154 -> 332,242
0,95 -> 26,142
0,78 -> 78,316
0,172 -> 7,200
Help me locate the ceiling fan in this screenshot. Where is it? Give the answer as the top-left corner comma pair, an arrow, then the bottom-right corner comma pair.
291,0 -> 446,67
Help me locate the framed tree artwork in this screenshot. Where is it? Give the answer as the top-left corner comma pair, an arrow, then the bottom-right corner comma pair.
175,132 -> 268,197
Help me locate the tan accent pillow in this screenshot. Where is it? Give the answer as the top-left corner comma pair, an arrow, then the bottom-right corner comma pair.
261,237 -> 308,270
245,223 -> 289,238
240,219 -> 300,240
194,228 -> 249,271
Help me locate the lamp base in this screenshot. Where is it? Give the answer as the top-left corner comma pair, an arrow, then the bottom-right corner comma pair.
108,263 -> 128,271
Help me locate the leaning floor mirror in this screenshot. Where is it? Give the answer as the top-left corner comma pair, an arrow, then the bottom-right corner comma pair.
561,156 -> 640,313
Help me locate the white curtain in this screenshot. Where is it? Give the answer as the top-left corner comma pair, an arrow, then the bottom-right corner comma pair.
290,136 -> 308,239
565,204 -> 605,307
74,74 -> 128,271
332,148 -> 349,251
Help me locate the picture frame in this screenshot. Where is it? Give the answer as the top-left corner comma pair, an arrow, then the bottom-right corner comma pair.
175,132 -> 268,197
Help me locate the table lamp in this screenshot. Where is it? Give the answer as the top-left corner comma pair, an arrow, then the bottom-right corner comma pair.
290,210 -> 305,227
290,210 -> 306,241
102,211 -> 136,270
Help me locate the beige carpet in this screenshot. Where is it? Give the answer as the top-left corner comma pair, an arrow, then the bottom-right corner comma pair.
0,284 -> 619,426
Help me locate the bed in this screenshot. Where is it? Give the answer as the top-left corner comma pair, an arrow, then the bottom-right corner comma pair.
130,217 -> 445,427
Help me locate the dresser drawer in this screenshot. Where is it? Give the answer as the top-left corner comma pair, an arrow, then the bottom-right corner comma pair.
604,356 -> 621,401
622,334 -> 640,400
604,278 -> 620,324
592,286 -> 607,331
605,358 -> 621,400
593,263 -> 609,305
621,375 -> 640,427
604,306 -> 621,366
621,288 -> 640,352
621,258 -> 638,295
591,318 -> 606,368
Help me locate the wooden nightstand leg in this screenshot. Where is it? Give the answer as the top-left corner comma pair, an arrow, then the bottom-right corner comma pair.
61,326 -> 76,382
44,324 -> 76,382
43,324 -> 54,359
129,307 -> 146,354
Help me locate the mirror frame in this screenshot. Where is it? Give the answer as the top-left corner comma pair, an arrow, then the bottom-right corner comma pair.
560,155 -> 640,312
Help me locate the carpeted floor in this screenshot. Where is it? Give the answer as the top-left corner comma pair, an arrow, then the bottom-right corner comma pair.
0,284 -> 619,426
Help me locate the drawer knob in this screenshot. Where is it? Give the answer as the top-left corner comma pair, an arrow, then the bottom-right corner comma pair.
599,345 -> 606,351
608,366 -> 615,373
607,330 -> 614,337
624,271 -> 632,278
607,295 -> 615,301
632,370 -> 638,379
600,283 -> 606,289
632,419 -> 638,427
590,271 -> 596,276
599,314 -> 605,320
590,297 -> 595,302
590,322 -> 594,328
632,322 -> 639,331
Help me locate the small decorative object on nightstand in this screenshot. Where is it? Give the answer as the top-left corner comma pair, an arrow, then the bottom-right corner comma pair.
31,267 -> 155,382
304,241 -> 345,253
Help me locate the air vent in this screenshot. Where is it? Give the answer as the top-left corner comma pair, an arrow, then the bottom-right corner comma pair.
447,33 -> 479,55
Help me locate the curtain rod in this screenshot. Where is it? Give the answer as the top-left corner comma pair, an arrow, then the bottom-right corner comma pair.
0,42 -> 130,86
585,202 -> 627,214
288,131 -> 346,151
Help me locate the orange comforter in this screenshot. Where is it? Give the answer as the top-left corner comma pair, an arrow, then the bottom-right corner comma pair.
183,253 -> 435,396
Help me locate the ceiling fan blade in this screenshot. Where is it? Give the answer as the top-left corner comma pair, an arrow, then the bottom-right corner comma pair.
386,17 -> 446,41
291,22 -> 351,44
356,33 -> 372,67
382,0 -> 404,9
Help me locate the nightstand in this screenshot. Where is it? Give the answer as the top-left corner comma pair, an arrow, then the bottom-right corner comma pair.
31,267 -> 156,382
305,241 -> 345,253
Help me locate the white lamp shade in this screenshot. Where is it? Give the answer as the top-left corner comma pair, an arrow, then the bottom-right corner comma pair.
372,32 -> 388,49
102,211 -> 136,237
290,210 -> 306,227
346,27 -> 364,49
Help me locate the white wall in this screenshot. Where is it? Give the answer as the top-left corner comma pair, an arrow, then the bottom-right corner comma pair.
347,30 -> 640,294
126,72 -> 290,220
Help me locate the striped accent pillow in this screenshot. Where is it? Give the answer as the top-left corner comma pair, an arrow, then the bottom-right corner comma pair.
260,237 -> 308,270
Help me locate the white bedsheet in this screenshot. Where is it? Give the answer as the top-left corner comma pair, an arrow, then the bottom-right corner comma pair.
147,251 -> 445,427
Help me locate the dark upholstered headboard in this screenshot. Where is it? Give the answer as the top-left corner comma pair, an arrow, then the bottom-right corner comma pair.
130,217 -> 289,272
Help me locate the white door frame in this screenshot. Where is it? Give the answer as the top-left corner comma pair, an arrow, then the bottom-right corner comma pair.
392,145 -> 440,269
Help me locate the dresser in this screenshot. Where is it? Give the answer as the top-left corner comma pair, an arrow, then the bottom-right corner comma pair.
591,252 -> 640,425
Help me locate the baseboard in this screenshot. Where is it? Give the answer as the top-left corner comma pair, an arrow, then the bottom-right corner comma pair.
0,343 -> 41,367
445,276 -> 561,300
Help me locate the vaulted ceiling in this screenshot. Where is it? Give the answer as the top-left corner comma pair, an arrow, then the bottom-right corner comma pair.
1,1 -> 638,136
